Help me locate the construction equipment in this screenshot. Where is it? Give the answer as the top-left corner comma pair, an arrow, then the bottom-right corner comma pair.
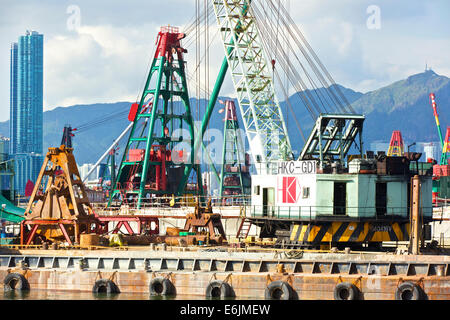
429,93 -> 450,203
429,93 -> 449,165
180,199 -> 227,245
298,114 -> 364,168
212,1 -> 293,166
60,125 -> 74,148
21,145 -> 99,245
387,130 -> 405,157
108,26 -> 202,209
219,100 -> 251,202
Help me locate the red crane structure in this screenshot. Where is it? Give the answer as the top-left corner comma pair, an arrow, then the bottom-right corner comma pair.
387,130 -> 404,157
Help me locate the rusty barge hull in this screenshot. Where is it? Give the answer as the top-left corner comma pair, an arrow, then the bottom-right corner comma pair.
1,251 -> 449,300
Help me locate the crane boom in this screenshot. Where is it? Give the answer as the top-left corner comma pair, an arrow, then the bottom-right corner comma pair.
212,0 -> 293,169
429,93 -> 448,165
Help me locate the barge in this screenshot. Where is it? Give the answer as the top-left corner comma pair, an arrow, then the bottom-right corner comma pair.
1,246 -> 449,300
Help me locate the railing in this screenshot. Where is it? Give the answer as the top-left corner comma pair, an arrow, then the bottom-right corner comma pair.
433,197 -> 450,208
249,205 -> 434,221
0,254 -> 448,275
105,195 -> 250,209
92,195 -> 251,217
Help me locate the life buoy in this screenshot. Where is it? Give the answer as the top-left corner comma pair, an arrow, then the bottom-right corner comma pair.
3,273 -> 30,292
149,277 -> 175,296
264,280 -> 294,300
205,280 -> 233,299
92,279 -> 120,294
334,282 -> 359,300
395,281 -> 422,300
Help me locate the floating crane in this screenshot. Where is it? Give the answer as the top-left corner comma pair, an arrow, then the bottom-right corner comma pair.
211,0 -> 364,170
108,26 -> 202,208
430,93 -> 449,165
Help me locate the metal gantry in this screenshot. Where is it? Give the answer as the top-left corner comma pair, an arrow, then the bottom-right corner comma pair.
387,130 -> 405,157
430,93 -> 449,165
219,100 -> 250,201
298,114 -> 364,167
109,26 -> 202,208
212,0 -> 293,168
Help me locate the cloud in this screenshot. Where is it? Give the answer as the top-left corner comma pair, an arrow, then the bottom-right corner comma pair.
1,0 -> 449,122
44,24 -> 161,109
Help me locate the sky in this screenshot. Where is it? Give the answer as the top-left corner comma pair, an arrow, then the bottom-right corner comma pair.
0,0 -> 449,122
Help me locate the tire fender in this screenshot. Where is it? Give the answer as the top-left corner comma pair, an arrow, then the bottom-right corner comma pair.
264,280 -> 294,300
205,280 -> 233,299
3,273 -> 30,292
92,279 -> 120,294
334,282 -> 359,300
149,277 -> 175,296
395,281 -> 422,300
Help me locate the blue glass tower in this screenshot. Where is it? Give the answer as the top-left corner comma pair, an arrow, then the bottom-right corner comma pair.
9,43 -> 18,155
10,30 -> 44,195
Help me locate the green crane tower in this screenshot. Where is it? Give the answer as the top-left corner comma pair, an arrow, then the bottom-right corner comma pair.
108,26 -> 202,208
219,100 -> 251,204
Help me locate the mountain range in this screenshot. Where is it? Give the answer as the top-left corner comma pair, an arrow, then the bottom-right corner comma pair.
0,70 -> 449,165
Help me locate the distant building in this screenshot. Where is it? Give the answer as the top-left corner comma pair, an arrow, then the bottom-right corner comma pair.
0,136 -> 9,162
78,163 -> 108,183
417,142 -> 440,162
9,43 -> 18,154
0,136 -> 12,190
12,153 -> 43,195
10,30 -> 44,195
202,171 -> 218,196
10,30 -> 43,154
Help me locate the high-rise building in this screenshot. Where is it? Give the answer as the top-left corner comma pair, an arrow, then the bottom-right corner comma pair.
12,153 -> 42,194
11,30 -> 43,154
10,30 -> 44,195
0,136 -> 12,191
9,43 -> 18,155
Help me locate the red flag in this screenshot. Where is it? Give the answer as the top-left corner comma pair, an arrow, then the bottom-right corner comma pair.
25,180 -> 34,197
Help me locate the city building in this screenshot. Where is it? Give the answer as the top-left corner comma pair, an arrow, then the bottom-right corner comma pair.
417,142 -> 441,162
78,163 -> 108,183
0,136 -> 9,163
9,30 -> 43,195
12,153 -> 42,195
0,136 -> 12,191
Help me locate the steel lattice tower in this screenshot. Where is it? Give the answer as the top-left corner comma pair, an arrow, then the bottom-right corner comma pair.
387,130 -> 404,157
219,100 -> 250,202
108,26 -> 202,208
212,0 -> 293,168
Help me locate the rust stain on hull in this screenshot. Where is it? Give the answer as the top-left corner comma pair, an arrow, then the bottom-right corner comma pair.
1,269 -> 448,300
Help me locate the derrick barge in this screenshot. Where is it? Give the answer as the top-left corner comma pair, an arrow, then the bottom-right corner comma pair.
1,247 -> 449,300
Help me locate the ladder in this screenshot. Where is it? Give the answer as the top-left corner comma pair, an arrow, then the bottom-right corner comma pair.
236,217 -> 252,239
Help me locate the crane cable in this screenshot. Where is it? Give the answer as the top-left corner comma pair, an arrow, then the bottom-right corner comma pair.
252,0 -> 356,117
267,0 -> 355,114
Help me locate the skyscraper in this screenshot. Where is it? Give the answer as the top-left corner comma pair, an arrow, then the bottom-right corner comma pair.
10,30 -> 44,195
9,43 -> 18,155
